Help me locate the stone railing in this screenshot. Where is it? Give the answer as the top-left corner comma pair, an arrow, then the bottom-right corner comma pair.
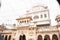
36,26 -> 59,32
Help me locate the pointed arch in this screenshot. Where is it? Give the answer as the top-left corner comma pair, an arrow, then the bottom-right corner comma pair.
44,35 -> 50,40
5,35 -> 7,40
8,35 -> 11,40
37,35 -> 42,40
52,34 -> 58,40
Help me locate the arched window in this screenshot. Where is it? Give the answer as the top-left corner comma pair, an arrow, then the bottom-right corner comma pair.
44,35 -> 50,40
37,35 -> 42,40
8,35 -> 11,40
40,14 -> 43,18
5,35 -> 7,40
44,14 -> 47,18
34,15 -> 39,19
52,34 -> 58,40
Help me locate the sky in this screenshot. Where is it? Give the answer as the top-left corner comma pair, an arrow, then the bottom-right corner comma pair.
0,0 -> 60,28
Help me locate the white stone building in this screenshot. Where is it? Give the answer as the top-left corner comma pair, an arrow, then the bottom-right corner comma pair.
0,5 -> 60,40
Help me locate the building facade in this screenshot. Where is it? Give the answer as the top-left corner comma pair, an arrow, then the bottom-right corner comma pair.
0,5 -> 60,40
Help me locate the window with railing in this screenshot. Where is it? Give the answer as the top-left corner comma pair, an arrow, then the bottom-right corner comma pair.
34,15 -> 39,19
44,14 -> 47,18
40,14 -> 43,18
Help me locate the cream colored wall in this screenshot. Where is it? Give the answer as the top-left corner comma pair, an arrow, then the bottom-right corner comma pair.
0,25 -> 60,40
14,26 -> 59,40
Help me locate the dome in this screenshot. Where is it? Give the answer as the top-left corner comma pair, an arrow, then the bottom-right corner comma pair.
26,5 -> 48,14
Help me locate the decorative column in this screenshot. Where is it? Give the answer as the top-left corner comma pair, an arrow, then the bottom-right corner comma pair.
50,34 -> 52,40
42,35 -> 44,40
7,35 -> 9,40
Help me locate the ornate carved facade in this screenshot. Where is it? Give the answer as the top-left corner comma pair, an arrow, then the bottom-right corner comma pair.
0,5 -> 60,40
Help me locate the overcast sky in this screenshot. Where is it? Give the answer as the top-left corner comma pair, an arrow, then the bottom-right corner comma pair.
0,0 -> 60,28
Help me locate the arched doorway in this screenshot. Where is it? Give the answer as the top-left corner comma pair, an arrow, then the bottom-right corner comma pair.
19,34 -> 26,40
8,35 -> 11,40
2,35 -> 4,40
19,35 -> 22,40
44,35 -> 50,40
52,34 -> 58,40
23,34 -> 26,40
2,35 -> 4,37
0,34 -> 3,40
37,35 -> 42,40
5,35 -> 7,40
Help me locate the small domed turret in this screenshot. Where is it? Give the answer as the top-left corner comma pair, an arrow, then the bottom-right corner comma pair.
55,15 -> 60,25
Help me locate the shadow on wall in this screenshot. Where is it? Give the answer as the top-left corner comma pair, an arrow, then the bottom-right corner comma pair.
0,34 -> 3,40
